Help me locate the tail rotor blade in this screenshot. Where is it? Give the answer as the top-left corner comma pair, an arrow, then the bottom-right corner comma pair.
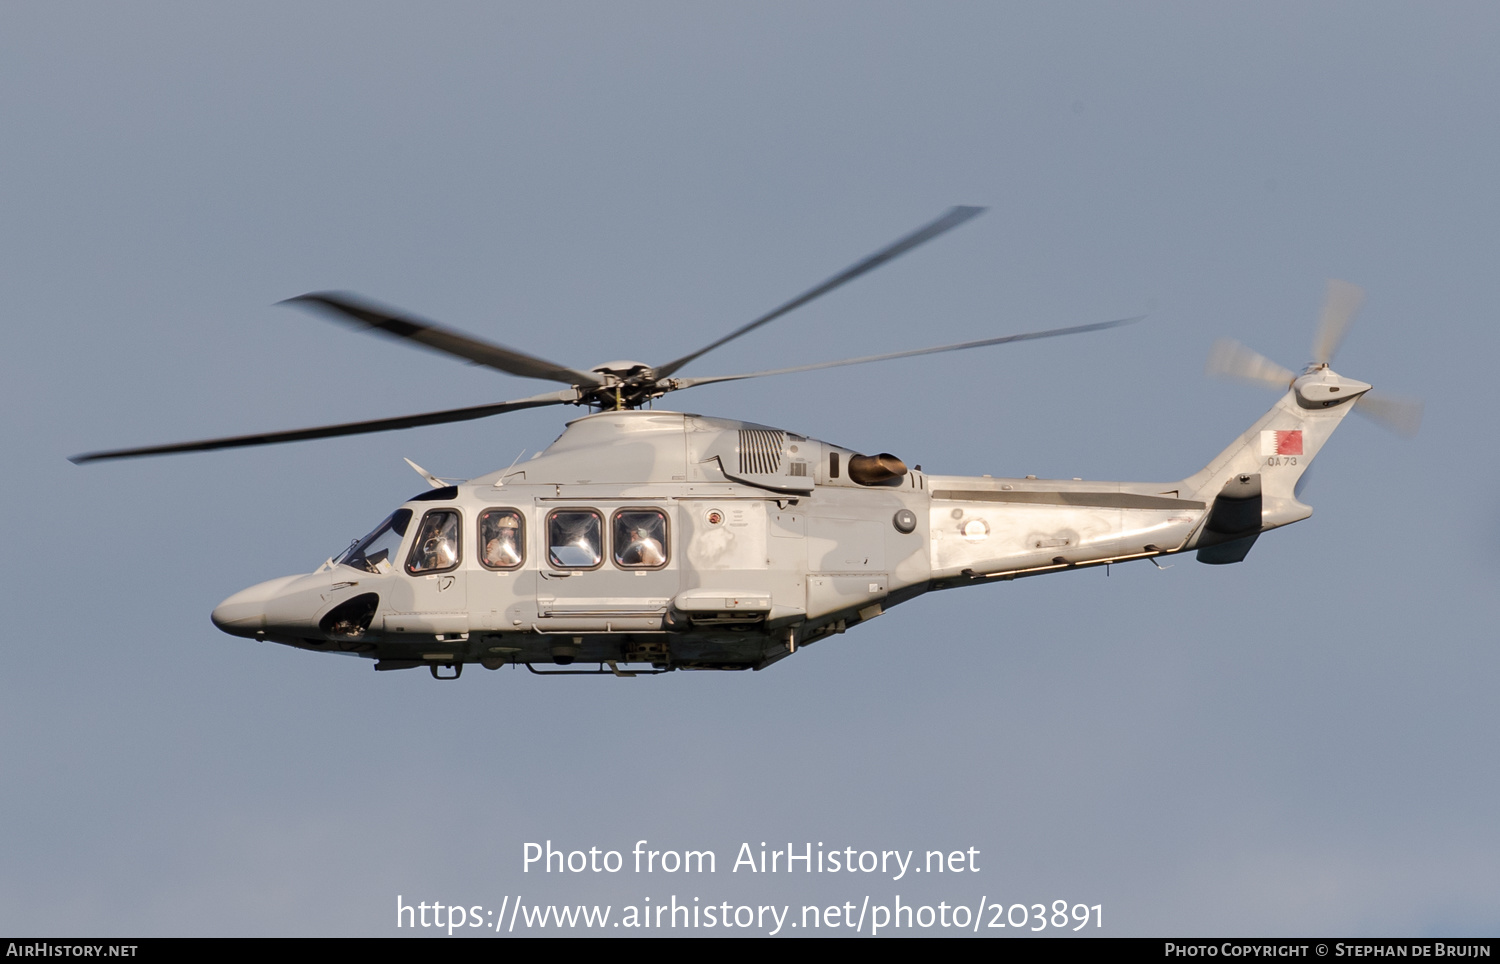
1206,338 -> 1296,390
1311,279 -> 1364,366
1355,391 -> 1423,438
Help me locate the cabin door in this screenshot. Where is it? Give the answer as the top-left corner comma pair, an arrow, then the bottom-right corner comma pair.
535,503 -> 681,628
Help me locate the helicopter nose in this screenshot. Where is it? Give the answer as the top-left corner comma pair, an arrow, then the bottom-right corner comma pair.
211,575 -> 301,638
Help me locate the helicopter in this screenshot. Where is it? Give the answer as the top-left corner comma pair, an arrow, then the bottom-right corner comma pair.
70,207 -> 1420,679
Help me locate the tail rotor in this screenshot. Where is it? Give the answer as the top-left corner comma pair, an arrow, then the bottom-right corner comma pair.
1206,337 -> 1296,390
1206,279 -> 1421,438
1311,278 -> 1365,367
1353,391 -> 1424,438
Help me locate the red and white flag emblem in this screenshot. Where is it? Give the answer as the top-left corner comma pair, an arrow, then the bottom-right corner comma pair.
1261,430 -> 1303,456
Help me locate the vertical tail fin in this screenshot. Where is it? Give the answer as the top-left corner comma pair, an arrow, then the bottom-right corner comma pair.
1179,369 -> 1369,561
1191,281 -> 1418,563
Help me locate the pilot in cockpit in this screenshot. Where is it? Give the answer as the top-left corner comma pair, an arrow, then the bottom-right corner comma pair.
413,513 -> 459,572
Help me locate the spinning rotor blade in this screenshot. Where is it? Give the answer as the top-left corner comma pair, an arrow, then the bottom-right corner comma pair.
285,293 -> 604,389
1206,338 -> 1296,390
1311,279 -> 1364,366
1355,391 -> 1424,438
653,206 -> 986,379
669,317 -> 1141,390
68,390 -> 578,463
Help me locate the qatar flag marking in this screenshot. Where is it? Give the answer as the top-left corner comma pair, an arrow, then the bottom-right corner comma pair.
1261,430 -> 1303,456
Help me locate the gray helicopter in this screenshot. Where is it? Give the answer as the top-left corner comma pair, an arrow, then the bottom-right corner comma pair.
71,208 -> 1419,678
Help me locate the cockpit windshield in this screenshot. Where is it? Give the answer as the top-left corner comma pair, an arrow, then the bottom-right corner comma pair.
335,509 -> 412,574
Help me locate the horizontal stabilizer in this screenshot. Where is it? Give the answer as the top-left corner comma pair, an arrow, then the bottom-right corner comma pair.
1198,534 -> 1260,565
1196,472 -> 1263,565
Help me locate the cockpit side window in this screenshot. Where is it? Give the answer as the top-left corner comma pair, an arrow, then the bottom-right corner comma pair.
612,508 -> 669,569
336,509 -> 412,574
547,509 -> 602,569
479,508 -> 525,570
406,509 -> 462,574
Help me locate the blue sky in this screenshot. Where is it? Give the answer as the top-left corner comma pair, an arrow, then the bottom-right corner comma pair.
2,2 -> 1497,936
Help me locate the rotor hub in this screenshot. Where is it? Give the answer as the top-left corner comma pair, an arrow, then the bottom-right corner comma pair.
589,360 -> 654,382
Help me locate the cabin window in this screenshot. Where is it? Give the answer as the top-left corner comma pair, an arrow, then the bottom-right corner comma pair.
406,509 -> 462,574
479,509 -> 525,570
547,509 -> 603,569
612,508 -> 669,569
336,509 -> 412,574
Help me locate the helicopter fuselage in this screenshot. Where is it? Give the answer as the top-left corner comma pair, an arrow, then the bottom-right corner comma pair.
210,407 -> 1304,676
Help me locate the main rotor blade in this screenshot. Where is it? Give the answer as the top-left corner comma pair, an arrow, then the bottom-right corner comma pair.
68,390 -> 578,463
1311,279 -> 1364,366
1355,391 -> 1423,438
285,292 -> 604,389
1206,338 -> 1296,391
667,317 -> 1140,391
652,206 -> 986,379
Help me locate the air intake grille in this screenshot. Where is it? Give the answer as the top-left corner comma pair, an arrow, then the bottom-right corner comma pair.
738,429 -> 784,475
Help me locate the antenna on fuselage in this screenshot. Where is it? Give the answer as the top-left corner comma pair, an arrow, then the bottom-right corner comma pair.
492,449 -> 528,487
403,458 -> 447,489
